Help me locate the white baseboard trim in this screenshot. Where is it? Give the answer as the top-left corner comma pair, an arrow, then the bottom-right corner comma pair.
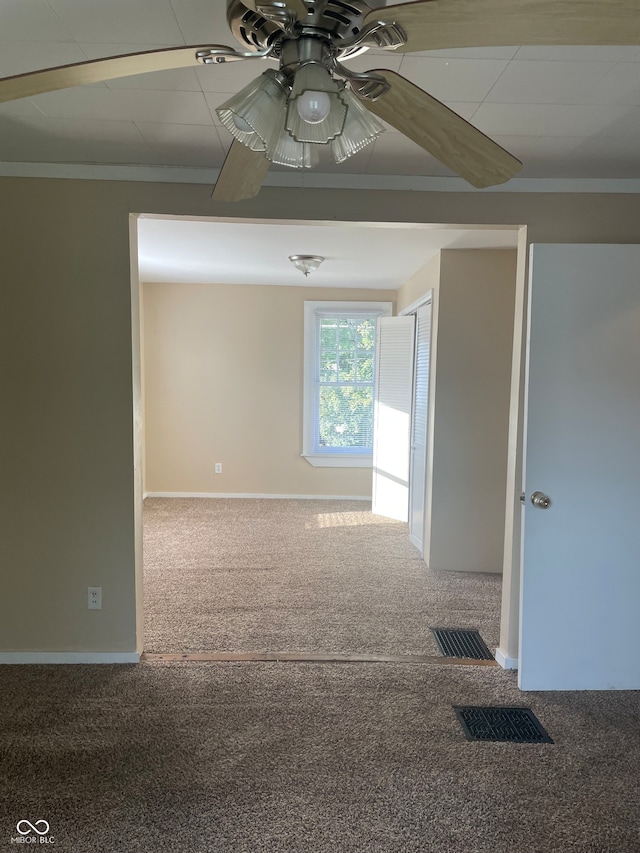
144,492 -> 371,501
0,652 -> 141,664
495,648 -> 518,670
408,533 -> 423,555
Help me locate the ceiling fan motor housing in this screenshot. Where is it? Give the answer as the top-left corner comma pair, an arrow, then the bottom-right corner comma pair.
227,0 -> 389,58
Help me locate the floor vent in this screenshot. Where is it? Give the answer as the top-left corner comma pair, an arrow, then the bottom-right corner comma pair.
454,706 -> 553,743
432,628 -> 493,660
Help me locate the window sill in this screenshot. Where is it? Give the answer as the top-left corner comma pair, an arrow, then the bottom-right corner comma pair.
302,454 -> 373,469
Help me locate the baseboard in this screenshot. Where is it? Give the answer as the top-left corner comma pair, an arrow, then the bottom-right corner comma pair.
0,652 -> 141,664
144,492 -> 371,501
408,533 -> 423,554
495,648 -> 518,670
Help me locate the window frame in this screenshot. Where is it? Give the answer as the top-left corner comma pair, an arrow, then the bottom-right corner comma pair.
302,300 -> 393,468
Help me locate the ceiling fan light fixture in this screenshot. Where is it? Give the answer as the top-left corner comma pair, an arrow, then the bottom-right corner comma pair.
268,129 -> 320,169
296,90 -> 331,124
289,255 -> 325,277
216,69 -> 287,152
330,87 -> 386,163
285,62 -> 348,144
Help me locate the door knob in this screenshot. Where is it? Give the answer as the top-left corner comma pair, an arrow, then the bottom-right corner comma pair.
531,491 -> 552,509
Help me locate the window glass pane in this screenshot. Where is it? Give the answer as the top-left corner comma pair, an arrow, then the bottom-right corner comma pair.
357,319 -> 375,349
320,350 -> 338,382
320,324 -> 337,348
318,386 -> 374,449
310,309 -> 384,455
356,352 -> 374,382
339,322 -> 356,350
338,351 -> 355,381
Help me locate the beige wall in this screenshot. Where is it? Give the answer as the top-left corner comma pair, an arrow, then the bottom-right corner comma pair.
430,249 -> 517,572
398,249 -> 517,574
396,253 -> 440,314
3,176 -> 640,653
143,280 -> 395,497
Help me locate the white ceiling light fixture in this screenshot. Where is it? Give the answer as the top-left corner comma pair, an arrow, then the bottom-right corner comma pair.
289,254 -> 325,277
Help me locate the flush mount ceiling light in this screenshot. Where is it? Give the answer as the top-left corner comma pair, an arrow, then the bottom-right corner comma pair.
289,255 -> 325,277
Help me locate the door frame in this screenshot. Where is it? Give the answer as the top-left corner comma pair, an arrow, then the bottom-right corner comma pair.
131,215 -> 528,666
496,225 -> 529,671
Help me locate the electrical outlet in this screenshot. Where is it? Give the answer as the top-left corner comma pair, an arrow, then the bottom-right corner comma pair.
214,462 -> 222,474
88,587 -> 102,610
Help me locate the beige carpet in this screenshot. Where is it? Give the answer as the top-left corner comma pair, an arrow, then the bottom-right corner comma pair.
143,499 -> 503,655
1,661 -> 639,852
4,501 -> 637,852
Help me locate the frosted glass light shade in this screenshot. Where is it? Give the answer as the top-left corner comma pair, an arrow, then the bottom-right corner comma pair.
268,130 -> 320,169
216,70 -> 287,152
289,255 -> 324,276
330,88 -> 386,163
285,63 -> 348,144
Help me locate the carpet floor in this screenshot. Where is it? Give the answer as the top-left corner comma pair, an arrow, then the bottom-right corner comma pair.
1,662 -> 639,853
3,502 -> 636,851
143,499 -> 503,655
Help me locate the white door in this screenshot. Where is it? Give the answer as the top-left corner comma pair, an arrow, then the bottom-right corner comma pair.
408,302 -> 432,552
372,316 -> 415,521
520,244 -> 640,690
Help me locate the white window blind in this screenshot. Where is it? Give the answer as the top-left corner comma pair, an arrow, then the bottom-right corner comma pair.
303,301 -> 392,467
315,314 -> 376,453
412,302 -> 432,450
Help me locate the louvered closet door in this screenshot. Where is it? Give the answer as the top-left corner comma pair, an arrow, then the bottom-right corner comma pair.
409,302 -> 432,552
372,316 -> 415,520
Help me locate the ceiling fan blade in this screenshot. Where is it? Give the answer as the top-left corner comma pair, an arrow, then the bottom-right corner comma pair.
243,0 -> 309,23
366,0 -> 640,53
212,140 -> 270,202
0,45 -> 250,103
360,70 -> 521,187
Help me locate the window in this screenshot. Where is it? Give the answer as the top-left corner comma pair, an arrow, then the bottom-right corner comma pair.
303,301 -> 393,467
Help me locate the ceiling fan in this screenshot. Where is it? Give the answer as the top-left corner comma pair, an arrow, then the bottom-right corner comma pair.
0,0 -> 639,201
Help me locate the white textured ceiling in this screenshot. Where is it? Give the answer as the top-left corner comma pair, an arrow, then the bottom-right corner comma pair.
2,1 -> 640,180
137,216 -> 519,287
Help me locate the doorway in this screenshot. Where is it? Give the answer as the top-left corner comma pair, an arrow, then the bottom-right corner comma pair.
131,215 -> 523,660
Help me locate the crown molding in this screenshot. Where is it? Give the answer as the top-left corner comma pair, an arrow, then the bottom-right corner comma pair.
1,160 -> 640,194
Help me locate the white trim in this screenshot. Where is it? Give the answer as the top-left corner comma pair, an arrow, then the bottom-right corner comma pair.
399,293 -> 433,317
0,652 -> 140,664
302,453 -> 372,468
3,160 -> 640,194
144,492 -> 371,500
408,533 -> 423,555
495,648 -> 518,670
